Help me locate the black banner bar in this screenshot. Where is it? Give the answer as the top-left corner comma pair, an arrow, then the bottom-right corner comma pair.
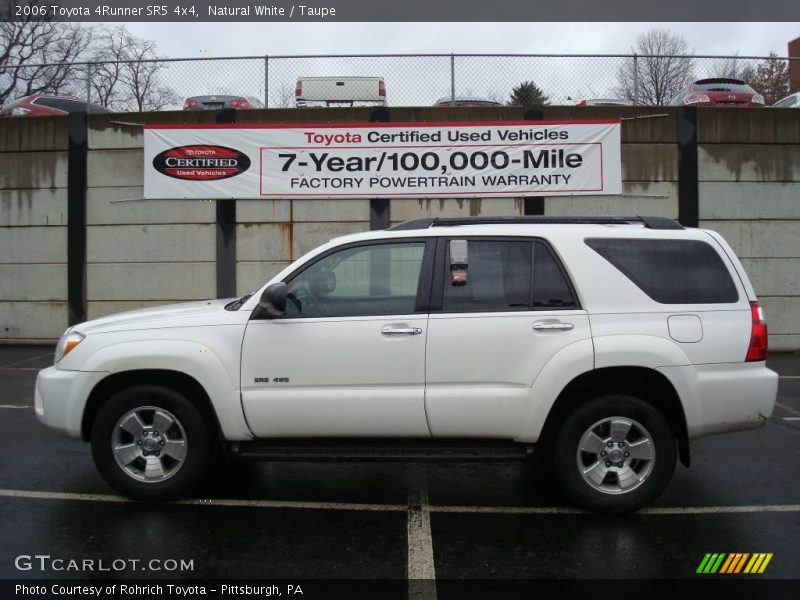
2,0 -> 799,22
67,111 -> 88,326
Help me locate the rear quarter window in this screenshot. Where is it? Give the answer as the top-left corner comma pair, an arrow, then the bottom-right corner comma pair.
585,238 -> 739,304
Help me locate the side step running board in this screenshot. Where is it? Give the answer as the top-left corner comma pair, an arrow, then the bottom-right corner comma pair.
230,438 -> 534,461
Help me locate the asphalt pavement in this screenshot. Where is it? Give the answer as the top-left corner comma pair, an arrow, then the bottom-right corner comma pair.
0,345 -> 798,595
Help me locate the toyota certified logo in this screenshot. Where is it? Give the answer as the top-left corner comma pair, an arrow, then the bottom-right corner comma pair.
728,94 -> 736,100
152,145 -> 251,181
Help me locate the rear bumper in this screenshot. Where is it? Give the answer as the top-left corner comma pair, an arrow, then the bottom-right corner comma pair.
659,363 -> 778,438
35,367 -> 108,438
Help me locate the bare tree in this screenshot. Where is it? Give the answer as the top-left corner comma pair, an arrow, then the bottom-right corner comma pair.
88,26 -> 179,111
0,1 -> 91,105
615,28 -> 695,105
707,54 -> 756,87
87,26 -> 127,109
270,81 -> 295,108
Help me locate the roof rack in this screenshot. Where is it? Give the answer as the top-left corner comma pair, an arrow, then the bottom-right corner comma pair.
389,215 -> 684,231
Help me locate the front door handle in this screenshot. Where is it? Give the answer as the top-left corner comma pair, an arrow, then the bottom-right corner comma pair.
533,322 -> 574,332
381,327 -> 423,336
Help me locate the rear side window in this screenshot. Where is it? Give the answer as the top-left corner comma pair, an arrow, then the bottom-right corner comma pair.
585,238 -> 739,304
443,240 -> 532,312
440,239 -> 578,312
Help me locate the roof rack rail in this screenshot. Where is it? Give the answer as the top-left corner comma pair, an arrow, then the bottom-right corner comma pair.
389,215 -> 684,231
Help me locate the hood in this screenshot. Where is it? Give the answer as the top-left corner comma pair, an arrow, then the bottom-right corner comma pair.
76,299 -> 236,334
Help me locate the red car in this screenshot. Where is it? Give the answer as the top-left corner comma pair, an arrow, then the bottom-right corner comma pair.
668,78 -> 765,107
0,94 -> 112,117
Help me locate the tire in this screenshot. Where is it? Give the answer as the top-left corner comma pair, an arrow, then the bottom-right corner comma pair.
91,385 -> 212,500
551,394 -> 677,513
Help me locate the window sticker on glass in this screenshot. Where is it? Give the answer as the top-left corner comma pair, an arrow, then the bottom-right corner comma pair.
449,240 -> 469,286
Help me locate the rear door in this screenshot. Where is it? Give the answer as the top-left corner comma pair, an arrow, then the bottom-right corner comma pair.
424,237 -> 591,438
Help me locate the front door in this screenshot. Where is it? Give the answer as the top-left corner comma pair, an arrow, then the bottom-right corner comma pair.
241,239 -> 434,438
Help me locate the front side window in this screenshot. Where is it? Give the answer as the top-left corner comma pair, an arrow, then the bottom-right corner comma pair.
284,242 -> 426,317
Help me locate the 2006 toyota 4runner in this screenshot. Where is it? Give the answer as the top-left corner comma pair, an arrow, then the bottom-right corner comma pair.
36,216 -> 778,512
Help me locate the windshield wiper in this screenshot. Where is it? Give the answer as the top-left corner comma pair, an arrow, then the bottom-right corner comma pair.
224,293 -> 253,311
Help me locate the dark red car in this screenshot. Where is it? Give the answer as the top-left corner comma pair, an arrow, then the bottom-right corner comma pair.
0,94 -> 112,117
668,78 -> 765,107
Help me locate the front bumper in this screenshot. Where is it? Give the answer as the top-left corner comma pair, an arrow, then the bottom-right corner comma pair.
35,367 -> 108,438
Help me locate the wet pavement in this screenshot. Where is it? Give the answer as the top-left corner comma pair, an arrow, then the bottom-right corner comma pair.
0,345 -> 798,586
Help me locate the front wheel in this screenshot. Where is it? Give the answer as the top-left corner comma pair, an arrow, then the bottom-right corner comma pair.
91,385 -> 211,500
552,395 -> 677,513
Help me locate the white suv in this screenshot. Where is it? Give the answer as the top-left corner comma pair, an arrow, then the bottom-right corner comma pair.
36,216 -> 778,512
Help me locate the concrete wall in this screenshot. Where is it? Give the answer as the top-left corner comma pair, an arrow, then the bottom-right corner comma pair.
0,106 -> 798,350
696,110 -> 800,351
0,118 -> 69,341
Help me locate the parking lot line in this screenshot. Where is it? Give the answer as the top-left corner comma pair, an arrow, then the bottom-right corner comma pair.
407,480 -> 436,583
775,401 -> 800,417
0,405 -> 31,409
0,353 -> 52,369
1,488 -> 798,516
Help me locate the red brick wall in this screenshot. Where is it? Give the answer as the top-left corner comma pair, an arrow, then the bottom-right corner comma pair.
790,37 -> 800,93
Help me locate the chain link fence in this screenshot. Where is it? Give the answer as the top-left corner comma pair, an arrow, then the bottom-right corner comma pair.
2,53 -> 799,111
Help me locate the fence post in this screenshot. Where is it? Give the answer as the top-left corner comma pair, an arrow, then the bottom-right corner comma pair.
632,53 -> 639,106
264,54 -> 269,108
450,54 -> 455,102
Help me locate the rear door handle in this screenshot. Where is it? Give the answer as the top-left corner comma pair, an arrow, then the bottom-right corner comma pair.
381,327 -> 423,336
533,322 -> 574,332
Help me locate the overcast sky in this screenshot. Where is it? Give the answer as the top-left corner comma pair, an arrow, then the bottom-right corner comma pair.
125,22 -> 800,57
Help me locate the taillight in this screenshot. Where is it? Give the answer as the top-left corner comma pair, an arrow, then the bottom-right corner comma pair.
746,301 -> 768,361
751,94 -> 765,105
683,92 -> 710,105
183,99 -> 197,109
378,80 -> 386,98
230,98 -> 251,108
295,81 -> 302,97
577,100 -> 588,106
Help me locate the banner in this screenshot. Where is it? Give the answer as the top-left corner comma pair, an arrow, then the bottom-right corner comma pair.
144,120 -> 622,199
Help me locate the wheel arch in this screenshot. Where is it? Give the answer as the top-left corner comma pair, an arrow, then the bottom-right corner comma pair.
538,366 -> 691,467
81,370 -> 222,446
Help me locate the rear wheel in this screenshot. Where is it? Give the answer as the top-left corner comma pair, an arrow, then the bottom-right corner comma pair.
552,395 -> 677,513
91,385 -> 211,500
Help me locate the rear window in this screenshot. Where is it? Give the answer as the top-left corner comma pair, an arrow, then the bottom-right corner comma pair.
585,238 -> 739,304
33,97 -> 110,113
693,80 -> 755,94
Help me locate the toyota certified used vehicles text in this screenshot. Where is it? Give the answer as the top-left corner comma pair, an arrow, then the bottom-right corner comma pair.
36,216 -> 778,512
668,78 -> 765,107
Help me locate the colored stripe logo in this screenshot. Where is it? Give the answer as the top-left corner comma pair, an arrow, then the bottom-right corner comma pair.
697,553 -> 773,574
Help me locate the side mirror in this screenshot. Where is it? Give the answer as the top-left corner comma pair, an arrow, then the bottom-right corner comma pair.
256,282 -> 287,318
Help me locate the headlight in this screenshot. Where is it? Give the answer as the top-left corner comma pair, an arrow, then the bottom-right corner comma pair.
54,330 -> 85,363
